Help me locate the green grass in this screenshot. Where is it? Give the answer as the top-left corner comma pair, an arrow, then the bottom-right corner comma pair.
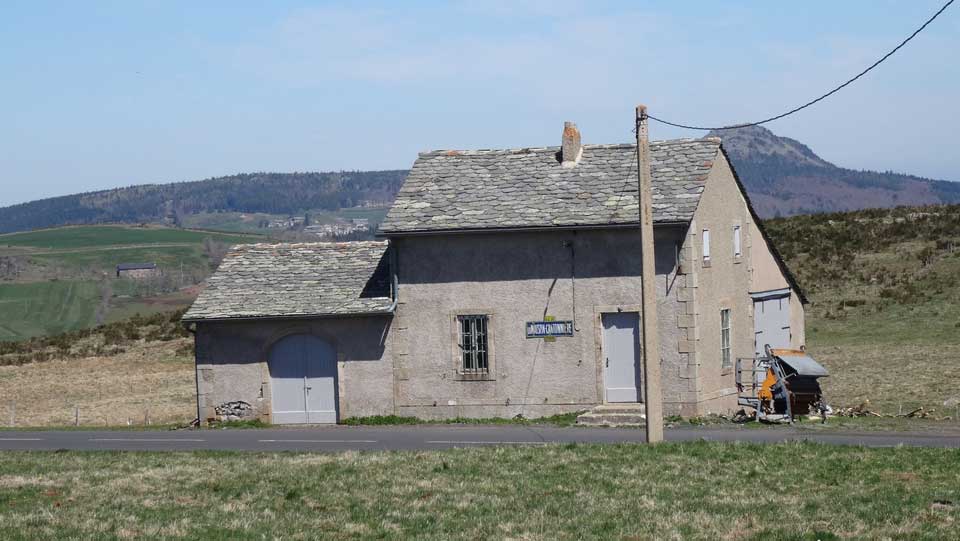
181,207 -> 389,234
341,411 -> 584,427
0,225 -> 265,341
30,245 -> 205,274
0,442 -> 958,540
763,205 -> 960,415
0,281 -> 100,340
0,225 -> 257,249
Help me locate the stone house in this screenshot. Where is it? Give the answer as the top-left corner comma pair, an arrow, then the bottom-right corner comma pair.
116,262 -> 160,279
182,124 -> 806,423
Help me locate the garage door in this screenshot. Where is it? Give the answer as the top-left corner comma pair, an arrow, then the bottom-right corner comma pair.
753,290 -> 791,356
268,334 -> 338,424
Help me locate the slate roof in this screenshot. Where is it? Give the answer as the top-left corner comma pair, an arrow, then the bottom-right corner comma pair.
379,138 -> 721,234
182,241 -> 393,322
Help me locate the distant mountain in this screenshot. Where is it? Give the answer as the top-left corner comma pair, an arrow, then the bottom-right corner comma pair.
711,125 -> 960,217
0,171 -> 407,234
2,127 -> 958,233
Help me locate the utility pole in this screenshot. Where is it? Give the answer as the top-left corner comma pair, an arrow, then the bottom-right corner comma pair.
635,105 -> 664,443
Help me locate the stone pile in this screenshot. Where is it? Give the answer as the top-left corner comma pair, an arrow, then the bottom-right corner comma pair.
215,401 -> 254,421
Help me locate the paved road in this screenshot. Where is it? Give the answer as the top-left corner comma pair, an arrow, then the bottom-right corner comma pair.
0,425 -> 957,452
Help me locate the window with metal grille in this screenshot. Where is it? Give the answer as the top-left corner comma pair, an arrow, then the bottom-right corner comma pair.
458,315 -> 489,374
720,308 -> 732,370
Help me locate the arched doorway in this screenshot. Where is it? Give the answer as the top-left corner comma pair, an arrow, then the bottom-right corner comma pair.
268,334 -> 338,424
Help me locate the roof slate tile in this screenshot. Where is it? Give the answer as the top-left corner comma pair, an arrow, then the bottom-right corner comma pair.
380,138 -> 720,234
182,241 -> 392,322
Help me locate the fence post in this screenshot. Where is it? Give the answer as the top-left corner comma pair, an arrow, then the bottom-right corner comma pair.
74,405 -> 80,427
144,406 -> 150,426
8,401 -> 14,428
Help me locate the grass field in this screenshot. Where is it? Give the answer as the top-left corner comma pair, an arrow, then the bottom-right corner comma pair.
181,207 -> 389,234
0,225 -> 256,249
0,442 -> 958,540
0,225 -> 263,341
0,281 -> 100,340
765,207 -> 960,416
0,338 -> 194,426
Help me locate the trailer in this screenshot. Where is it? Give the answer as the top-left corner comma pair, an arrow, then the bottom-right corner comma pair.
736,346 -> 829,423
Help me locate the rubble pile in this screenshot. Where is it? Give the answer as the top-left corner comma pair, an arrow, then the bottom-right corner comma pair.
215,401 -> 254,421
832,400 -> 953,420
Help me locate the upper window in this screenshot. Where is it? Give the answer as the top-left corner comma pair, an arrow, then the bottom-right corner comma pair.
458,315 -> 489,374
733,225 -> 742,257
702,229 -> 711,262
720,308 -> 732,370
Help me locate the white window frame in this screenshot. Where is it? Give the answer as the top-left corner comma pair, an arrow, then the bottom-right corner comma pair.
733,225 -> 742,258
702,229 -> 711,264
720,308 -> 732,370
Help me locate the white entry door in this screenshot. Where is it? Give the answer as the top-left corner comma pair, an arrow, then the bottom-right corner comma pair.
753,291 -> 791,356
602,312 -> 642,403
269,335 -> 338,424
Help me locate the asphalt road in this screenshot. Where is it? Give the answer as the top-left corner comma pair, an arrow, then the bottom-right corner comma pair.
0,425 -> 957,452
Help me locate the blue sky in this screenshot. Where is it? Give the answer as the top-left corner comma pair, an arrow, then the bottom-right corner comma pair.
1,1 -> 958,206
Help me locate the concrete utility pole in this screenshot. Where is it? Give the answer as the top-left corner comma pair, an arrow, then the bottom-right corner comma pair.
635,105 -> 664,443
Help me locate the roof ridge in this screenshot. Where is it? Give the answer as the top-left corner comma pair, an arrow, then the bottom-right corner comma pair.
232,240 -> 388,250
417,137 -> 719,158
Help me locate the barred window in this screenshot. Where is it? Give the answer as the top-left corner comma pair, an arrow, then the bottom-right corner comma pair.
458,315 -> 489,374
720,309 -> 732,370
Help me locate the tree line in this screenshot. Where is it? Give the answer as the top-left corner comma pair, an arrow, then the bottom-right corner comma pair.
0,170 -> 408,234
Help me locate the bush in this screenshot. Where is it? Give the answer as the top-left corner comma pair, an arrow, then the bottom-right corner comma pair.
0,308 -> 190,366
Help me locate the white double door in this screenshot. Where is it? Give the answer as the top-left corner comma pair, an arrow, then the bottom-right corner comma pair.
269,334 -> 338,424
753,291 -> 791,356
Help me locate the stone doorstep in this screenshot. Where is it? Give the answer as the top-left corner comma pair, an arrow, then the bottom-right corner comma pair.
576,403 -> 647,427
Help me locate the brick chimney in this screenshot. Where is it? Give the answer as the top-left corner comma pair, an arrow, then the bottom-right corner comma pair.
561,121 -> 582,168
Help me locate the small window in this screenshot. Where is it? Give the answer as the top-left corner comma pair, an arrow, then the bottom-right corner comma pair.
720,309 -> 732,370
702,229 -> 711,262
733,225 -> 742,257
458,315 -> 489,374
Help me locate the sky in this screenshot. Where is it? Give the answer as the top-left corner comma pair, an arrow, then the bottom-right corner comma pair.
1,1 -> 958,207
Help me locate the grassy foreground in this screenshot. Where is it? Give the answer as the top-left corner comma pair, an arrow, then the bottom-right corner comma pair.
1,443 -> 958,540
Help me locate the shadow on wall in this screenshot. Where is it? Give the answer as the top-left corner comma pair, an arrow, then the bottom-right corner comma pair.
396,227 -> 687,284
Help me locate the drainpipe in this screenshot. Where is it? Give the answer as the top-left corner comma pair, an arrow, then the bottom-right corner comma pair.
387,241 -> 399,313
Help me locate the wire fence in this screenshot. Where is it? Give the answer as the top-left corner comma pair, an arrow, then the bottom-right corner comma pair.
3,399 -> 195,428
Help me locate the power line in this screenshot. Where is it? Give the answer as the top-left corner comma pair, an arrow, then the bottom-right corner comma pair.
646,0 -> 954,131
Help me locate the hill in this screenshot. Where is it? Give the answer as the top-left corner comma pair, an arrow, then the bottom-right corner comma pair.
0,225 -> 259,340
763,203 -> 960,412
0,170 -> 406,234
713,125 -> 960,216
2,128 -> 959,234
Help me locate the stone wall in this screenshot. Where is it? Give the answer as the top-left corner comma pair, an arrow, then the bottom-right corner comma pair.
391,227 -> 687,419
679,152 -> 771,415
193,316 -> 394,423
118,268 -> 161,279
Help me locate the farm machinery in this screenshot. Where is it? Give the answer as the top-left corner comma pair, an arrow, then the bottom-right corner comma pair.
736,346 -> 829,423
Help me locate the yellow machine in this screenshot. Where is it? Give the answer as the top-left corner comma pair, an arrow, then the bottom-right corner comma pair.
737,347 -> 829,422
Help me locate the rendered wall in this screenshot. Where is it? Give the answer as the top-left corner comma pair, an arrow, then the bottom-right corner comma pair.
193,316 -> 394,423
681,152 -> 759,415
391,228 -> 686,420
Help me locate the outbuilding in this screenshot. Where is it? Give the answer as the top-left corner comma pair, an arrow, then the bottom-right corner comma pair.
116,262 -> 160,279
183,123 -> 807,423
